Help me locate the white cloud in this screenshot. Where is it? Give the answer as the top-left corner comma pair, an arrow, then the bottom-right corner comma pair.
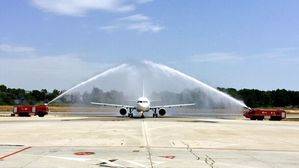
31,1 -> 163,33
0,44 -> 36,53
191,47 -> 299,64
0,54 -> 111,90
119,14 -> 149,21
99,25 -> 119,31
127,22 -> 164,32
253,47 -> 299,63
192,52 -> 243,63
137,0 -> 154,4
100,13 -> 164,33
31,0 -> 153,16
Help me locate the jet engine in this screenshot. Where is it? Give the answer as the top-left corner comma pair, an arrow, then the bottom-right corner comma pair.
119,108 -> 127,116
158,109 -> 166,116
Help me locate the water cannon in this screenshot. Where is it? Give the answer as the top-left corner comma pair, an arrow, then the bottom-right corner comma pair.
242,106 -> 252,115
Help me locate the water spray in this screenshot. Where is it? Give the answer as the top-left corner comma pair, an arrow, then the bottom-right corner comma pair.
48,60 -> 249,112
143,60 -> 249,109
48,64 -> 128,104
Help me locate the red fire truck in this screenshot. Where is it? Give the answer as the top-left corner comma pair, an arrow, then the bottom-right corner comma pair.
11,105 -> 49,117
243,108 -> 286,121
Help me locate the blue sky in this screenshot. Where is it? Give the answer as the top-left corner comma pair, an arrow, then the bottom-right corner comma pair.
0,0 -> 299,90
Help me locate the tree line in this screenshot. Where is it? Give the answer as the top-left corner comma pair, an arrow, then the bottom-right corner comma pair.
218,88 -> 299,108
0,84 -> 60,105
0,84 -> 298,108
0,84 -> 125,106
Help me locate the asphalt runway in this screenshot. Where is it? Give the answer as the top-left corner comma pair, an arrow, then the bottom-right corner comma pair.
0,114 -> 299,168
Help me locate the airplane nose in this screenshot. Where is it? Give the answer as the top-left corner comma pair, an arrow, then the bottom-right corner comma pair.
137,104 -> 146,111
137,104 -> 143,109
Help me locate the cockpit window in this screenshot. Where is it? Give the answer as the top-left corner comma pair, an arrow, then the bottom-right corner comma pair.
137,101 -> 148,103
137,101 -> 142,103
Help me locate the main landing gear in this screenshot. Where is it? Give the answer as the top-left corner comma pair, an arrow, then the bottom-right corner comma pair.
128,113 -> 133,118
152,109 -> 158,118
128,108 -> 133,118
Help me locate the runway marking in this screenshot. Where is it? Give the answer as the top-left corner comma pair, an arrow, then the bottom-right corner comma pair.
181,141 -> 201,160
170,140 -> 176,147
98,159 -> 125,167
120,139 -> 125,146
23,154 -> 146,168
142,120 -> 153,168
141,121 -> 148,146
0,144 -> 24,147
181,141 -> 216,168
204,154 -> 215,168
159,155 -> 175,159
74,151 -> 95,155
0,146 -> 31,160
14,145 -> 299,152
48,156 -> 91,162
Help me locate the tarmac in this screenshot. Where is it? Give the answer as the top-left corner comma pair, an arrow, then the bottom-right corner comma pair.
0,113 -> 299,168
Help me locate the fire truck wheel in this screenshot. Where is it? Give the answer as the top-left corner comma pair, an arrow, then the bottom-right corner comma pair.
19,113 -> 30,117
270,116 -> 282,121
38,114 -> 45,117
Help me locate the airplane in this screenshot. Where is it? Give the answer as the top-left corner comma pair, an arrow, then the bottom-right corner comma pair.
91,96 -> 195,118
90,84 -> 195,118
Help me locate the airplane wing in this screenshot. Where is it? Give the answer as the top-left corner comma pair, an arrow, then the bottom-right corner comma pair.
151,103 -> 195,109
90,102 -> 135,108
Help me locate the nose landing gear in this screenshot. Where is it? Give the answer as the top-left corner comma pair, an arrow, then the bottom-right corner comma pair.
141,112 -> 145,118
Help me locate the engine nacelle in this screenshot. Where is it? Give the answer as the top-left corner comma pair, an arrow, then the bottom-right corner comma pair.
119,108 -> 127,116
158,109 -> 166,116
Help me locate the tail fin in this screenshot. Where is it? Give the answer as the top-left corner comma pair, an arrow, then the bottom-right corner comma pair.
142,80 -> 145,97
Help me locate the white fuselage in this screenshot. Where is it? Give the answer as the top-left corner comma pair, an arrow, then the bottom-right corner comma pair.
136,97 -> 150,112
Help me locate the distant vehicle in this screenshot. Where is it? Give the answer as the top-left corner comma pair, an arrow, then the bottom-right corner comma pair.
243,108 -> 286,121
11,105 -> 49,117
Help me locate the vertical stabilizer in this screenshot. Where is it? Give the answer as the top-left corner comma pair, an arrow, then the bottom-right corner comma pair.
142,80 -> 145,97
